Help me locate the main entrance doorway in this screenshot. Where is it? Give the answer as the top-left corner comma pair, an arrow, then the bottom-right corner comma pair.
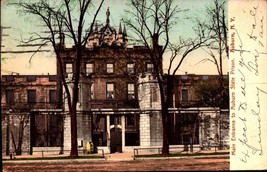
110,114 -> 122,153
110,127 -> 122,153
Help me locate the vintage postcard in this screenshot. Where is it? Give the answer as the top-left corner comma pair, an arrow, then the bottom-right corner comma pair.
1,0 -> 267,171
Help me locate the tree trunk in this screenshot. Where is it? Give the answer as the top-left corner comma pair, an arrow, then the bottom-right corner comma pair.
16,121 -> 24,155
70,106 -> 78,157
161,76 -> 173,154
161,105 -> 169,154
70,48 -> 82,157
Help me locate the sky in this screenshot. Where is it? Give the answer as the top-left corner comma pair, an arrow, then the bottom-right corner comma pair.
1,0 -> 228,75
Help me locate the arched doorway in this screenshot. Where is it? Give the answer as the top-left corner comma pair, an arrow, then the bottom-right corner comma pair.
110,127 -> 122,153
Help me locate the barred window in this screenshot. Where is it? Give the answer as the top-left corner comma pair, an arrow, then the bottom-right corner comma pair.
33,113 -> 63,147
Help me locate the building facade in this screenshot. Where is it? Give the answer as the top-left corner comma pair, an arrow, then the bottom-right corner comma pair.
59,10 -> 160,153
1,9 -> 229,156
1,75 -> 63,155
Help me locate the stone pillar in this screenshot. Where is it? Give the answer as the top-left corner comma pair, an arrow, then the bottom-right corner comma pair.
198,112 -> 204,149
121,115 -> 125,152
139,113 -> 150,147
106,114 -> 110,153
63,114 -> 71,154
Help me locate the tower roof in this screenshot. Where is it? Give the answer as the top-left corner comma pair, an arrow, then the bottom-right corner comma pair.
119,22 -> 122,34
99,7 -> 116,34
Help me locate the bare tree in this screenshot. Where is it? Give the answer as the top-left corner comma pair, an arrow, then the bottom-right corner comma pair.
124,0 -> 211,154
193,77 -> 229,108
196,0 -> 229,108
9,113 -> 30,156
12,0 -> 104,157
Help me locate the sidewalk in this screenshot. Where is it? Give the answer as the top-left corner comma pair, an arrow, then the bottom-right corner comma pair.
105,152 -> 134,161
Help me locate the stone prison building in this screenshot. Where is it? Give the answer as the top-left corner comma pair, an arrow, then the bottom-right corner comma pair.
1,9 -> 229,156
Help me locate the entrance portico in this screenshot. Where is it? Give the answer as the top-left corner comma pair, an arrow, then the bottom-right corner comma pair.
92,110 -> 140,154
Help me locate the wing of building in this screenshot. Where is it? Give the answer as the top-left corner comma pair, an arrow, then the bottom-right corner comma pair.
1,9 -> 229,156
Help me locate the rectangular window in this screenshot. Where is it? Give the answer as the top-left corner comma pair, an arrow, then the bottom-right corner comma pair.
127,63 -> 134,74
181,75 -> 188,80
126,115 -> 136,127
92,115 -> 107,146
6,76 -> 15,82
127,83 -> 135,100
49,90 -> 57,104
28,90 -> 36,104
33,113 -> 63,147
86,63 -> 94,74
107,63 -> 114,73
181,89 -> 189,102
202,75 -> 209,80
147,63 -> 154,73
6,90 -> 15,104
106,83 -> 114,100
27,76 -> 36,82
65,63 -> 73,73
49,75 -> 57,82
125,114 -> 139,146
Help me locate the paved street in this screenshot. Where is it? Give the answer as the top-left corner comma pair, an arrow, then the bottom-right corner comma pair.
3,156 -> 229,171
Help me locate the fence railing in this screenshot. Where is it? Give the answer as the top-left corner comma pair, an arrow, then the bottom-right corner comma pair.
4,148 -> 105,159
133,145 -> 223,159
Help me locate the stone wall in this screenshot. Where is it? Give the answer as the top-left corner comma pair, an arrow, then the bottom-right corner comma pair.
77,112 -> 92,152
150,112 -> 163,146
63,111 -> 92,154
139,113 -> 151,146
198,110 -> 229,150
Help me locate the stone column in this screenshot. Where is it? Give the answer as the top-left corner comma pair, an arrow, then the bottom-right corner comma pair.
121,115 -> 125,152
106,114 -> 110,153
63,114 -> 71,154
139,113 -> 150,147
